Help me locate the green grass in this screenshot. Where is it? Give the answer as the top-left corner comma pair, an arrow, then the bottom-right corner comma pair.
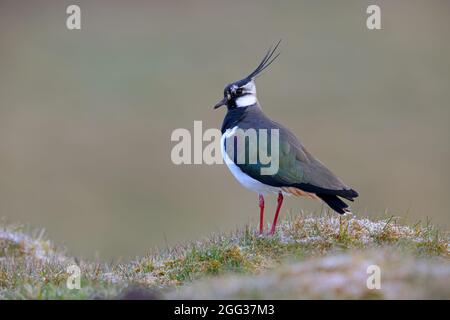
1,213 -> 449,299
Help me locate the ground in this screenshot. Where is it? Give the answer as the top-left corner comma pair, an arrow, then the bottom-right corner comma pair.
0,213 -> 449,299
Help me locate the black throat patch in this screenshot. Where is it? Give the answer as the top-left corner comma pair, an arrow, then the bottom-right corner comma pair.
220,107 -> 249,134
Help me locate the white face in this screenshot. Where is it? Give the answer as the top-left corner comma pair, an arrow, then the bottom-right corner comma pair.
234,80 -> 257,108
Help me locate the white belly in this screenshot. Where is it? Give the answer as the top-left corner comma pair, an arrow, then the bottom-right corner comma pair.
221,126 -> 281,195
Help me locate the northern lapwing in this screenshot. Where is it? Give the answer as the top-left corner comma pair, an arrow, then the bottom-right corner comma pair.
214,41 -> 359,235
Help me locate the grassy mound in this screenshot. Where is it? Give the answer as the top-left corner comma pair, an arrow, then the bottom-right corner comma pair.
1,213 -> 448,299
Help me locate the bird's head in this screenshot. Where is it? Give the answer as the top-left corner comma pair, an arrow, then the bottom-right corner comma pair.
214,40 -> 281,110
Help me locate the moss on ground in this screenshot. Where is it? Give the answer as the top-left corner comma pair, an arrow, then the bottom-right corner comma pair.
0,213 -> 449,299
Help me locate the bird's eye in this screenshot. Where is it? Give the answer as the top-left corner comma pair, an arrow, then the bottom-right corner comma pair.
236,88 -> 243,95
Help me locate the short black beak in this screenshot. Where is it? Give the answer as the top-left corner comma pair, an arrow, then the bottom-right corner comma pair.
213,97 -> 227,109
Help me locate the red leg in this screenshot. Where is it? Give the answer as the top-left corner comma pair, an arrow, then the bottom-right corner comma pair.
270,192 -> 284,235
258,194 -> 265,234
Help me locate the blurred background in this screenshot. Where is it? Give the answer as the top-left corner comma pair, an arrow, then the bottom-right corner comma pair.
0,0 -> 449,259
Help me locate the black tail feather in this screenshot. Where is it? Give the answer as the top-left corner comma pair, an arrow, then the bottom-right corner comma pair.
292,183 -> 358,201
316,194 -> 350,214
338,189 -> 358,201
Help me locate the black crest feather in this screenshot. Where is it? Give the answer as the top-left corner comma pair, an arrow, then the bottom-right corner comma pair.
246,39 -> 282,80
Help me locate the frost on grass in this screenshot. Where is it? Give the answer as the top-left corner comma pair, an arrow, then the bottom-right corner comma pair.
110,213 -> 449,294
0,224 -> 121,299
167,250 -> 450,299
0,213 -> 449,299
0,227 -> 65,263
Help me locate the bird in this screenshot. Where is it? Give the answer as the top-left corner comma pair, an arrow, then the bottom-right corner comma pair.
214,40 -> 359,235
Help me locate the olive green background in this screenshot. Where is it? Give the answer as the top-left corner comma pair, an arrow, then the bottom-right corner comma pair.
1,1 -> 449,259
